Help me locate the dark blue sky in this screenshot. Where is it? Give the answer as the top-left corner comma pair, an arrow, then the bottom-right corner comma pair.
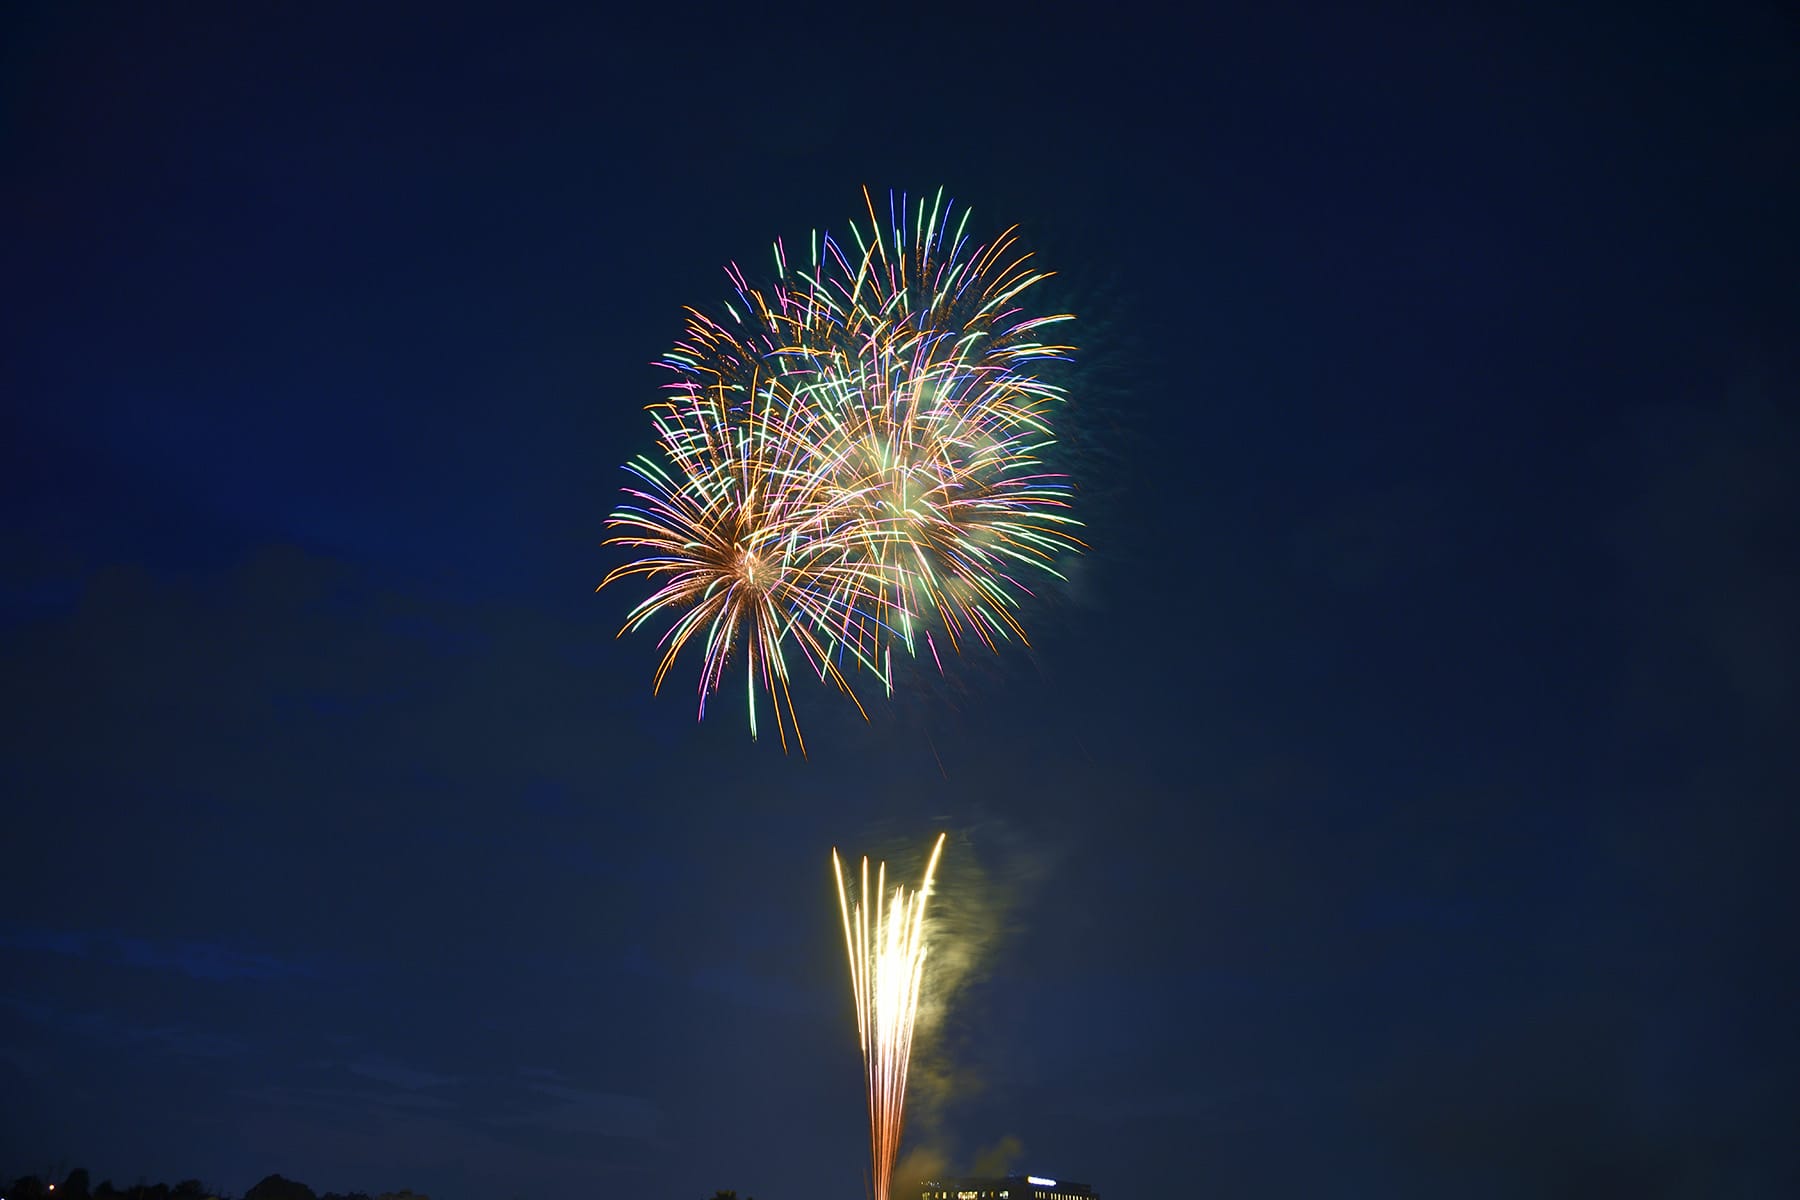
3,4 -> 1796,1197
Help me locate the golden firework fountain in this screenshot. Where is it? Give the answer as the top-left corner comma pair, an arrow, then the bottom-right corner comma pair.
833,833 -> 948,1200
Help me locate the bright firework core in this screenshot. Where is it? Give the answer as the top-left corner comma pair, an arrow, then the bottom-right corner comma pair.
834,833 -> 948,1200
737,548 -> 764,588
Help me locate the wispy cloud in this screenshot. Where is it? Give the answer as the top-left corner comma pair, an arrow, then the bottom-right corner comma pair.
236,1082 -> 457,1115
494,1083 -> 661,1140
0,923 -> 316,982
0,925 -> 90,958
690,962 -> 827,1017
117,935 -> 316,981
348,1055 -> 459,1090
2,995 -> 247,1059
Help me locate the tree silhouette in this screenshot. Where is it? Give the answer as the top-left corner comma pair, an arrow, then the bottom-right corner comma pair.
245,1177 -> 316,1200
8,1166 -> 426,1200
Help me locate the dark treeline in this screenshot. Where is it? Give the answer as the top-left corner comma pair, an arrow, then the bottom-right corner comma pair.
2,1171 -> 427,1200
3,1172 -> 754,1200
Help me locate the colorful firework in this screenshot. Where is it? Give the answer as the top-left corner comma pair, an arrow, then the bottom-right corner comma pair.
833,833 -> 948,1200
601,187 -> 1083,748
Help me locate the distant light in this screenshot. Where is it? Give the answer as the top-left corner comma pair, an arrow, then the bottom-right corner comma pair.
1027,1179 -> 1056,1188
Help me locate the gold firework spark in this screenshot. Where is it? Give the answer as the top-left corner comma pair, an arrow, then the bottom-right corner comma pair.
833,833 -> 948,1200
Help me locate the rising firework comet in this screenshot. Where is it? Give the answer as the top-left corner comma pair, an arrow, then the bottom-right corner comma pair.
601,187 -> 1084,749
833,833 -> 948,1200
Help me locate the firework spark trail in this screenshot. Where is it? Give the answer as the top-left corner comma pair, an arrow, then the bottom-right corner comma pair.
600,187 -> 1085,747
833,833 -> 947,1200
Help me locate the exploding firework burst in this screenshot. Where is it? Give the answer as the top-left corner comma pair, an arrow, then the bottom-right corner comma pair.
601,187 -> 1083,748
833,833 -> 947,1200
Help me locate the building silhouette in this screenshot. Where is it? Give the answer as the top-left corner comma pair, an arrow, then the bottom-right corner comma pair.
917,1176 -> 1096,1200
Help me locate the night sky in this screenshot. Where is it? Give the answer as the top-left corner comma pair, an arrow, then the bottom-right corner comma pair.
4,4 -> 1797,1198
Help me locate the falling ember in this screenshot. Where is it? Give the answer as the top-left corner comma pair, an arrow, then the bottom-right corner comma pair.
833,833 -> 948,1200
